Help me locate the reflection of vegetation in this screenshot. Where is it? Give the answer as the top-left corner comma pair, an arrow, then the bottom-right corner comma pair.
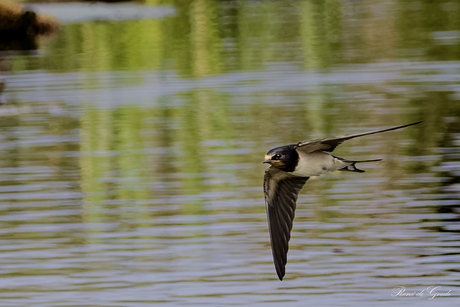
1,2 -> 459,292
300,0 -> 343,68
26,0 -> 460,72
5,0 -> 460,222
397,0 -> 460,61
78,85 -> 238,217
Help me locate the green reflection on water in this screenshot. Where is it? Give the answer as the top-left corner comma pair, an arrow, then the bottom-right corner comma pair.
24,0 -> 460,74
1,1 -> 460,303
0,1 -> 458,236
3,0 -> 460,214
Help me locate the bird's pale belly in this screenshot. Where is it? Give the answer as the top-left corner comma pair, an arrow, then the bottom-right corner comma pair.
290,151 -> 346,177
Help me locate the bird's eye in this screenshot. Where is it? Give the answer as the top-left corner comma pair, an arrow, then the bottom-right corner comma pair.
273,154 -> 282,160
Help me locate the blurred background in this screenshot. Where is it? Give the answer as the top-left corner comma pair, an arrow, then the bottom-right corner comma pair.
0,0 -> 459,306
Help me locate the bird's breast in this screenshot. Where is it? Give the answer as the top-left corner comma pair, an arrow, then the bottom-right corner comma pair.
290,151 -> 345,177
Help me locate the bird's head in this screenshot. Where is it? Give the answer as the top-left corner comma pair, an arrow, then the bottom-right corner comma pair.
264,145 -> 298,172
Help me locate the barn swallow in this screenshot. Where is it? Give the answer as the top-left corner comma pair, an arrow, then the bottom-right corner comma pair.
263,121 -> 422,280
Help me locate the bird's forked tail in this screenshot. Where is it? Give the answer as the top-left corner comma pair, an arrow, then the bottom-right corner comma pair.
337,158 -> 382,173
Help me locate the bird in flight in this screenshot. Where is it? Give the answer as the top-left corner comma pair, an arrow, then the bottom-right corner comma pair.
263,121 -> 422,280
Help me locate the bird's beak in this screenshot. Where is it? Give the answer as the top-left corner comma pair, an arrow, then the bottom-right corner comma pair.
263,160 -> 271,164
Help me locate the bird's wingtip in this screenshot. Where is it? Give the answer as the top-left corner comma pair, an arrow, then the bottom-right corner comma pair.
409,120 -> 424,126
275,267 -> 285,281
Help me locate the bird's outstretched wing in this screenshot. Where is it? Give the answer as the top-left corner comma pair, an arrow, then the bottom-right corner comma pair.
296,121 -> 423,154
264,166 -> 309,280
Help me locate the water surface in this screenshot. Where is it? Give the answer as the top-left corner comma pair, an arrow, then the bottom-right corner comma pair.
1,1 -> 460,306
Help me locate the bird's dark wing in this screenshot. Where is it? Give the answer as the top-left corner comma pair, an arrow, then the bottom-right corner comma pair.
264,166 -> 309,280
295,121 -> 423,154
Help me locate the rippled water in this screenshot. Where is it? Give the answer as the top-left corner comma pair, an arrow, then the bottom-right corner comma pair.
1,1 -> 460,306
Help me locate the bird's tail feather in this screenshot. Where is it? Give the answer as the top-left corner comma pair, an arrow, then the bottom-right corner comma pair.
338,158 -> 382,173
